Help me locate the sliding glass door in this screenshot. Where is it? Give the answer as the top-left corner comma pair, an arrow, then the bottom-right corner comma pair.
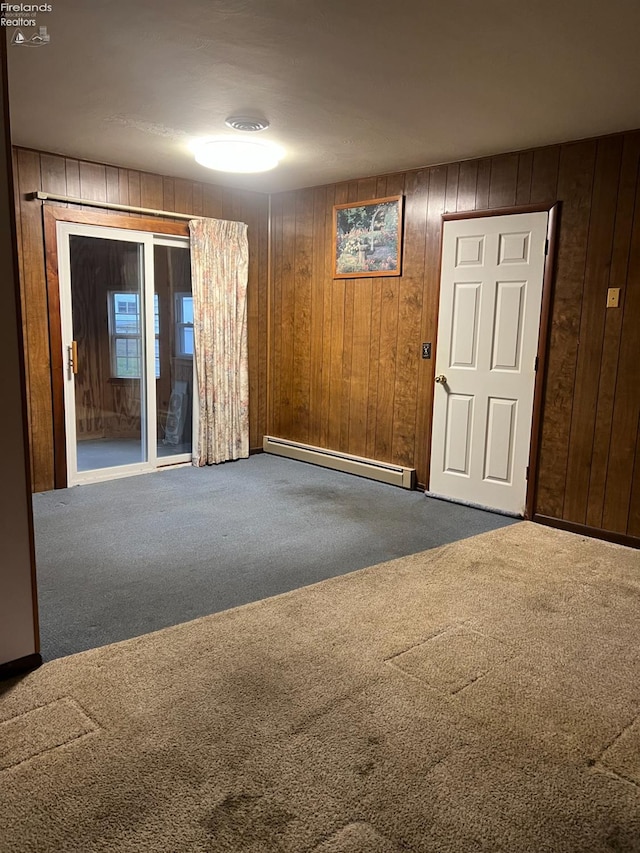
57,223 -> 194,485
154,241 -> 194,464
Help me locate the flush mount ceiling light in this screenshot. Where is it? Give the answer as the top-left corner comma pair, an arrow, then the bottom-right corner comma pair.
192,137 -> 284,173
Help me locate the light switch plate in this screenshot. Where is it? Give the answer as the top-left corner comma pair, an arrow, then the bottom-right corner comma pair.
607,288 -> 620,308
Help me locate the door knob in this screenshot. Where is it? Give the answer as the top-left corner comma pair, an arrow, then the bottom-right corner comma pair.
435,374 -> 447,384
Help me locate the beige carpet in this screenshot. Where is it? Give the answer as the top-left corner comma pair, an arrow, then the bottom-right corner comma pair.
1,521 -> 640,852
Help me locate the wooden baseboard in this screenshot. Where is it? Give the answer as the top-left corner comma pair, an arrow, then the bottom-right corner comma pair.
533,514 -> 640,549
0,652 -> 42,681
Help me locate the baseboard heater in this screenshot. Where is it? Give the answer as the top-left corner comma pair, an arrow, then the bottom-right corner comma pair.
263,436 -> 415,489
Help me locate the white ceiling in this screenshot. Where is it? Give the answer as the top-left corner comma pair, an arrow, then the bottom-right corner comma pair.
7,0 -> 640,193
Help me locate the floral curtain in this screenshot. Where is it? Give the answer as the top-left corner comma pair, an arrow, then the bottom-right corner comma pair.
188,218 -> 249,465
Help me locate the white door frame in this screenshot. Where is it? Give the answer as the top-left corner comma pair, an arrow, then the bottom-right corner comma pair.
57,222 -> 193,486
427,203 -> 559,518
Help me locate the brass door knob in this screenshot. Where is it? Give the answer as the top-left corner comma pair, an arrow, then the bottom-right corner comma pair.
435,374 -> 447,384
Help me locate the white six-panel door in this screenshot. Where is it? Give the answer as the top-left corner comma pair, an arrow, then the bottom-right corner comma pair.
429,211 -> 548,515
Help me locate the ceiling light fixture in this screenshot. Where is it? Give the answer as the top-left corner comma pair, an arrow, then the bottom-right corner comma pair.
192,137 -> 284,173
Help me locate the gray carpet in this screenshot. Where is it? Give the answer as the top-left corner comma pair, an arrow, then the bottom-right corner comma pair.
2,523 -> 639,852
32,454 -> 514,661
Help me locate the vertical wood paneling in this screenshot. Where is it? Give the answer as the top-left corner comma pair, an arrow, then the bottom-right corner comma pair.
173,179 -> 193,214
488,153 -> 518,208
279,192 -> 296,437
535,140 -> 597,517
309,186 -> 327,447
257,194 -> 269,441
343,180 -> 372,455
202,183 -> 223,219
337,182 -> 361,450
269,193 -> 283,436
14,148 -> 269,490
475,158 -> 491,209
127,170 -> 141,217
162,177 -> 175,212
348,281 -> 372,457
415,165 -> 446,484
515,152 -> 533,205
364,272 -> 382,458
291,189 -> 314,443
319,185 -> 336,449
64,158 -> 81,208
78,162 -> 106,207
40,154 -> 67,196
246,200 -> 260,447
457,160 -> 478,211
140,172 -> 163,210
629,423 -> 640,537
444,164 -> 459,213
191,183 -> 203,217
563,137 -> 623,523
364,178 -> 388,457
373,272 -> 397,461
392,169 -> 429,467
372,173 -> 404,461
117,169 -> 130,210
269,130 -> 640,544
356,178 -> 378,200
105,166 -> 120,214
327,183 -> 348,450
603,146 -> 640,533
328,272 -> 346,450
588,135 -> 640,528
530,147 -> 560,203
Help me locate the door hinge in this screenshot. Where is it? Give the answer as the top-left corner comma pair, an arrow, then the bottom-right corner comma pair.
526,466 -> 530,481
534,356 -> 539,372
544,237 -> 549,256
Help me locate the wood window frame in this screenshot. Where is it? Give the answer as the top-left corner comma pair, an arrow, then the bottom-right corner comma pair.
43,204 -> 189,488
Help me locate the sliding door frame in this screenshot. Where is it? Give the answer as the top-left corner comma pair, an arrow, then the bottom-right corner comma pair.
58,221 -> 158,485
43,205 -> 189,488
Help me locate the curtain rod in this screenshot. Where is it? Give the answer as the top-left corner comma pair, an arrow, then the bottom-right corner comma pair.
31,191 -> 198,221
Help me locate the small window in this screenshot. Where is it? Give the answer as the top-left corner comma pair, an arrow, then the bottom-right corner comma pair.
175,293 -> 194,358
108,292 -> 160,378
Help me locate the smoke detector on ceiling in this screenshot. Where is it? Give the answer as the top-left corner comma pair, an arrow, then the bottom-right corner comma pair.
224,116 -> 270,132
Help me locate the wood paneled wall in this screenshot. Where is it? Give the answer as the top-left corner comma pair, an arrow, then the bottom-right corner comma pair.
269,130 -> 640,541
12,147 -> 269,492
